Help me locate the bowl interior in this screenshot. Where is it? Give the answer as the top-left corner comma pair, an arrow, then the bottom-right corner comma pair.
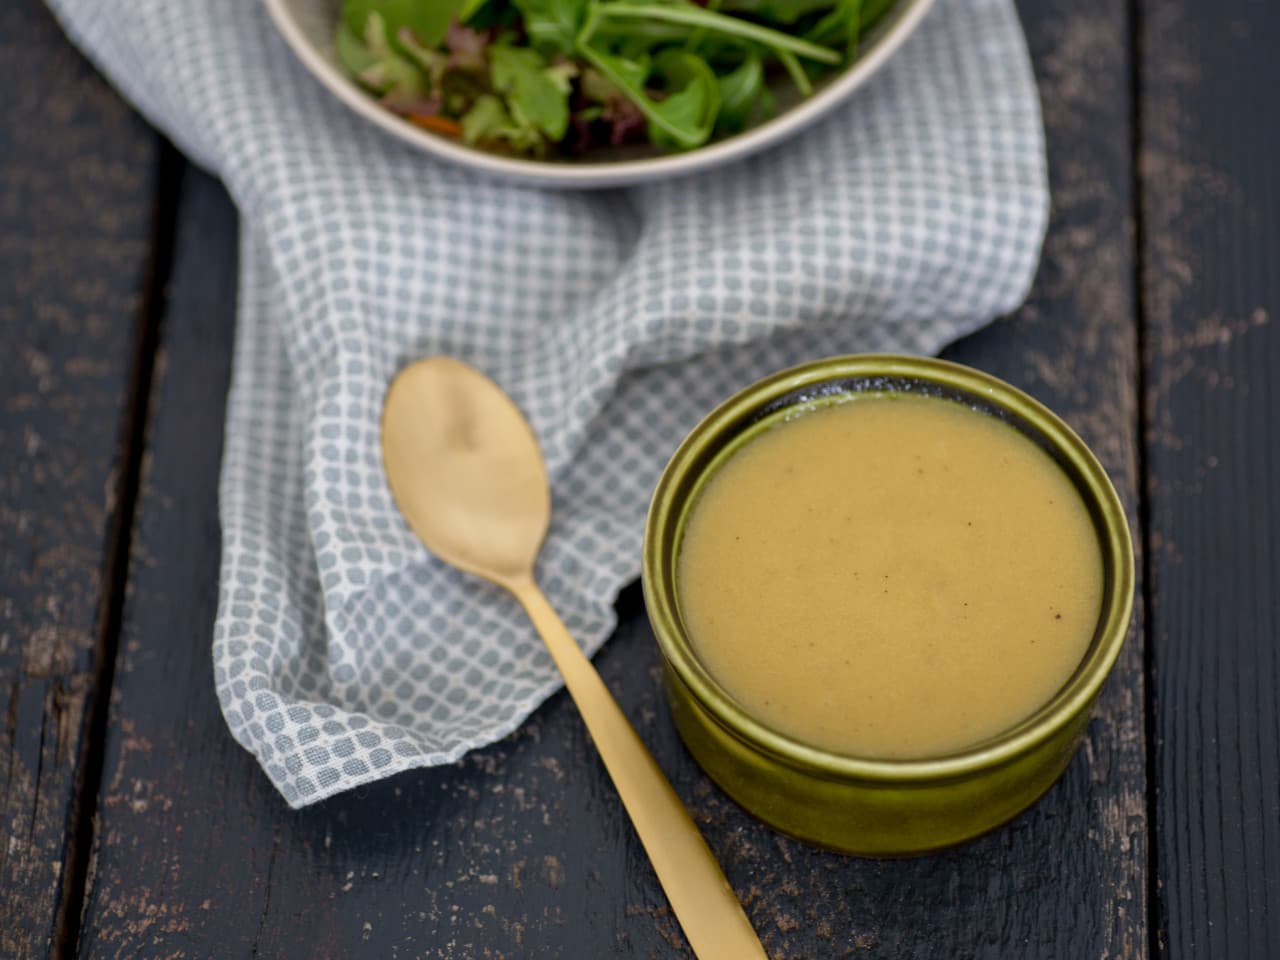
263,0 -> 937,186
643,355 -> 1135,779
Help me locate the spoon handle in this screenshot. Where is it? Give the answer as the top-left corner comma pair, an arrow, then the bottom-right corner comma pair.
510,578 -> 769,960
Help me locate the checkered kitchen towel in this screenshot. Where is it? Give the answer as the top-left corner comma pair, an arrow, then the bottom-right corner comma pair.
48,0 -> 1047,806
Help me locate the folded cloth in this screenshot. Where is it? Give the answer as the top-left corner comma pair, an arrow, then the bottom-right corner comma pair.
48,0 -> 1048,806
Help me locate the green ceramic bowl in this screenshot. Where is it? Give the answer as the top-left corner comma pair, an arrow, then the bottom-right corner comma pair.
642,355 -> 1134,856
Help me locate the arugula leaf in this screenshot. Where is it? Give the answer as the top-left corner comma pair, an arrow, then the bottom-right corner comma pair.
863,0 -> 896,23
460,93 -> 509,140
459,0 -> 489,22
586,20 -> 693,47
719,0 -> 840,26
590,3 -> 840,65
343,0 -> 466,51
489,45 -> 573,141
714,55 -> 763,133
335,20 -> 380,76
579,40 -> 719,149
460,94 -> 547,153
808,0 -> 897,54
511,0 -> 588,56
807,0 -> 862,56
648,50 -> 721,149
396,27 -> 448,88
337,11 -> 427,103
776,47 -> 812,96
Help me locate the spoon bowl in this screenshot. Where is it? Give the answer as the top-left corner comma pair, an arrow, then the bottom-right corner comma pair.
382,358 -> 548,584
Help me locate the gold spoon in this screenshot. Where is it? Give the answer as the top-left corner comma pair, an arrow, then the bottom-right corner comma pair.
381,357 -> 767,960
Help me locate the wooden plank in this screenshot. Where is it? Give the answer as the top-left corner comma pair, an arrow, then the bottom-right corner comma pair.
77,0 -> 1146,955
1139,2 -> 1280,956
0,0 -> 162,956
929,0 -> 1147,952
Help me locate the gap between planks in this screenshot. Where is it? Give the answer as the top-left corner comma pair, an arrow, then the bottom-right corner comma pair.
1126,0 -> 1163,955
49,144 -> 188,960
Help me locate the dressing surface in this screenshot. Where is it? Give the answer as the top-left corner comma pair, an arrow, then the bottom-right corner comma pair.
678,396 -> 1102,758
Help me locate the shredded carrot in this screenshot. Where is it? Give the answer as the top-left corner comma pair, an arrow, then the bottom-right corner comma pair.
408,114 -> 462,137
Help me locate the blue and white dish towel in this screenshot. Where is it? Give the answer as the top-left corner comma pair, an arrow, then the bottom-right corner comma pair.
49,0 -> 1048,806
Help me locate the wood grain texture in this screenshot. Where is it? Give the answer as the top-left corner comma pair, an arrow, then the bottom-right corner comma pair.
1139,2 -> 1280,956
77,0 -> 1148,955
0,0 -> 159,955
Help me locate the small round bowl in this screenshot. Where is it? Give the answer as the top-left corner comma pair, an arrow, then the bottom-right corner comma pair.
262,0 -> 935,188
642,355 -> 1135,856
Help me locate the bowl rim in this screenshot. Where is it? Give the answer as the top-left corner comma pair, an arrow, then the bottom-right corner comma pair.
260,0 -> 936,188
642,354 -> 1136,784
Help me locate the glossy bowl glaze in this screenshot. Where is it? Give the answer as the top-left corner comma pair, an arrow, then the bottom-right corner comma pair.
642,355 -> 1135,855
262,0 -> 935,188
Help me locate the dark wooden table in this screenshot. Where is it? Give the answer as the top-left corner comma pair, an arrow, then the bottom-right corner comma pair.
3,0 -> 1278,956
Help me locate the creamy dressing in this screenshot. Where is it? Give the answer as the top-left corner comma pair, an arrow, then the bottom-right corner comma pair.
677,394 -> 1103,759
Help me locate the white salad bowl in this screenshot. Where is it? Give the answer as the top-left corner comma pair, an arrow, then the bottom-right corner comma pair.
263,0 -> 936,188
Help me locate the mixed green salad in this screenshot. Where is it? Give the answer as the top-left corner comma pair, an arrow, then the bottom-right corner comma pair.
335,0 -> 897,156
